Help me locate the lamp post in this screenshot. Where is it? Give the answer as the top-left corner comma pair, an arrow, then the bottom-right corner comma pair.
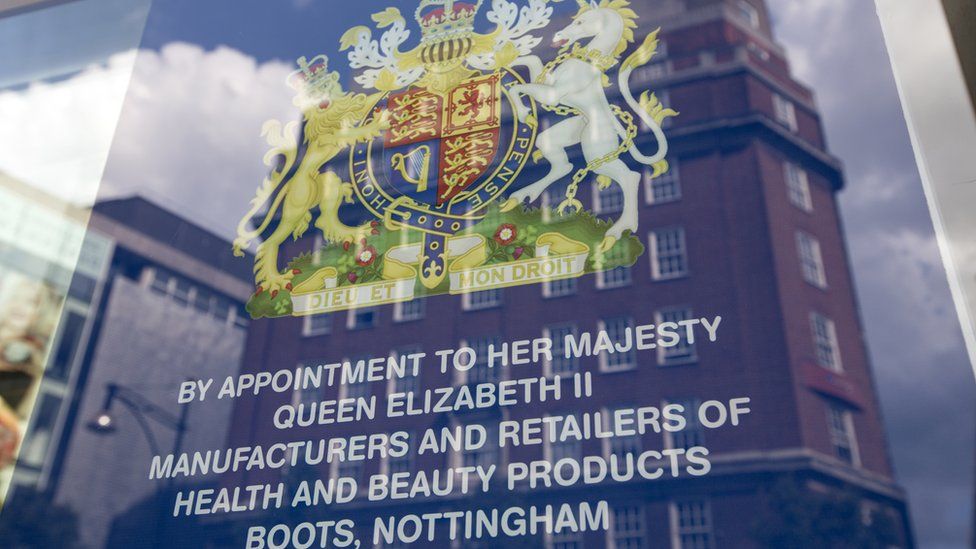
88,382 -> 190,547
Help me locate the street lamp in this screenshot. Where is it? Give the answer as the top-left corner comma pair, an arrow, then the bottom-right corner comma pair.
87,382 -> 189,457
87,382 -> 191,547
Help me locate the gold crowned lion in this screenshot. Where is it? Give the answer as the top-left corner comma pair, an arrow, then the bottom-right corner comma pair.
233,55 -> 389,296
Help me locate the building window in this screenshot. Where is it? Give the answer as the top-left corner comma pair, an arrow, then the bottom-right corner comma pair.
340,357 -> 372,401
773,93 -> 798,132
656,307 -> 698,366
547,531 -> 584,549
735,0 -> 761,29
302,314 -> 332,337
796,231 -> 827,288
456,422 -> 499,470
658,90 -> 675,129
650,227 -> 688,280
645,161 -> 681,205
604,407 -> 643,460
461,336 -> 502,384
810,312 -> 842,372
635,61 -> 671,85
462,289 -> 502,311
663,399 -> 704,450
595,183 -> 624,214
172,279 -> 192,306
610,505 -> 646,549
597,243 -> 632,289
544,324 -> 580,376
599,317 -> 637,372
784,162 -> 813,211
347,306 -> 377,330
149,268 -> 171,294
382,433 -> 413,476
388,346 -> 421,395
293,364 -> 326,405
542,184 -> 565,223
332,458 -> 363,483
393,298 -> 425,322
543,276 -> 578,298
546,427 -> 583,463
669,500 -> 714,549
826,403 -> 860,466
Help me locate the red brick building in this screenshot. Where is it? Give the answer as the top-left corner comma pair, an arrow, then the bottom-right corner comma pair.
226,1 -> 913,547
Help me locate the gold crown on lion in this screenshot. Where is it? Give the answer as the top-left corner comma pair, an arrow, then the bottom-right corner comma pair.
414,0 -> 484,39
287,55 -> 340,101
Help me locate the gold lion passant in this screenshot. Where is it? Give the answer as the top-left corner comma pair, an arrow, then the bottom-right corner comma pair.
233,56 -> 389,296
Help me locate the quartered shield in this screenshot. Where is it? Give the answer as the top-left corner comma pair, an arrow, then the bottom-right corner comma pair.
349,70 -> 536,288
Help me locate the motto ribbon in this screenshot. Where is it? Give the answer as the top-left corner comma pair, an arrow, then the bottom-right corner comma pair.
449,233 -> 589,293
290,233 -> 590,315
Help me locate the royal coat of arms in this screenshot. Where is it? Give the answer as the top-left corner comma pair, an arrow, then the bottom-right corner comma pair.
234,0 -> 678,318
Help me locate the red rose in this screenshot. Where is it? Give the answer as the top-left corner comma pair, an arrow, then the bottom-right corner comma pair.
356,246 -> 377,267
494,223 -> 517,245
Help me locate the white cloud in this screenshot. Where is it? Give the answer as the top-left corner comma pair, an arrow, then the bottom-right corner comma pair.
0,50 -> 138,205
0,42 -> 297,239
100,43 -> 296,238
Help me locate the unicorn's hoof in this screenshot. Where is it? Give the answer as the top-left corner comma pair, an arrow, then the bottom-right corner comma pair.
598,236 -> 618,254
500,198 -> 521,213
525,114 -> 538,128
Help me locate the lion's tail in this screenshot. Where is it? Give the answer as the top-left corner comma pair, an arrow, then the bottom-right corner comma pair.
233,120 -> 301,257
616,29 -> 679,167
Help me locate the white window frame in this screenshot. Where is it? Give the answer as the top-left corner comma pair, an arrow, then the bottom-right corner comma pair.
544,417 -> 583,464
657,89 -> 674,130
393,298 -> 425,322
346,306 -> 377,330
810,312 -> 843,372
784,161 -> 813,212
826,403 -> 861,467
457,336 -> 502,385
542,324 -> 580,377
546,530 -> 584,549
597,240 -> 633,290
450,420 -> 500,471
594,181 -> 625,214
387,346 -> 422,396
655,307 -> 699,366
668,499 -> 714,549
607,504 -> 647,549
598,318 -> 637,372
302,314 -> 332,337
602,407 -> 643,460
380,431 -> 414,478
735,0 -> 761,29
773,93 -> 798,132
597,263 -> 632,290
645,160 -> 682,205
462,288 -> 502,311
796,231 -> 827,288
339,356 -> 372,401
541,184 -> 563,223
662,398 -> 704,450
542,276 -> 578,298
649,227 -> 689,281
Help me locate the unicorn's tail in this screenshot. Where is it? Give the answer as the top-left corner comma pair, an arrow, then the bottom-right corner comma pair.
616,29 -> 679,166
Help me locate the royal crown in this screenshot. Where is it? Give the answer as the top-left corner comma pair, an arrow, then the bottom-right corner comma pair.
415,0 -> 482,41
287,55 -> 340,102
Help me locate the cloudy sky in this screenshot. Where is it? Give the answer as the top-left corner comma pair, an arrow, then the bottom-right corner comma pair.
0,0 -> 973,546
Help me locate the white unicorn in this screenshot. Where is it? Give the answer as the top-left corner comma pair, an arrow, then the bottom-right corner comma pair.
501,0 -> 675,252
